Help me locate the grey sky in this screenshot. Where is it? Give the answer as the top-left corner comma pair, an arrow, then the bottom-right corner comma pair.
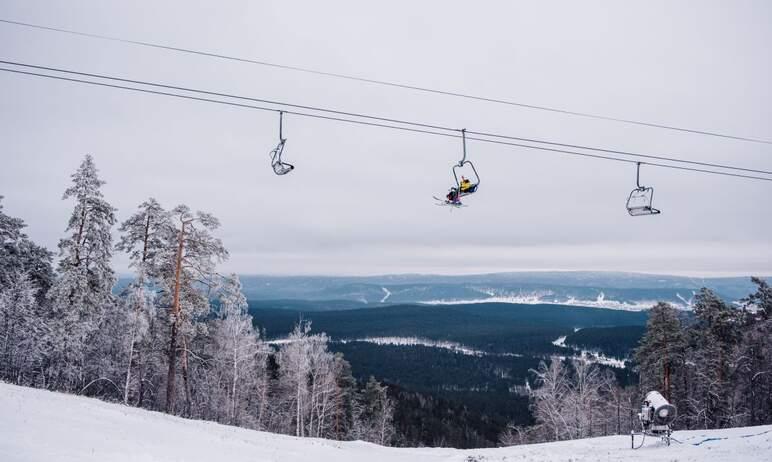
1,0 -> 770,277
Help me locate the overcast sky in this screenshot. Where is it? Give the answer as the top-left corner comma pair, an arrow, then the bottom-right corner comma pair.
1,0 -> 770,277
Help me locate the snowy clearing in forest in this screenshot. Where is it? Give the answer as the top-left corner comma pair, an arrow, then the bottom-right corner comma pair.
552,333 -> 628,369
421,290 -> 677,311
341,336 -> 625,369
338,336 -> 499,356
1,382 -> 771,462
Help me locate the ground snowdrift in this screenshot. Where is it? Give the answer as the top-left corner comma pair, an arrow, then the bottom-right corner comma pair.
1,383 -> 770,462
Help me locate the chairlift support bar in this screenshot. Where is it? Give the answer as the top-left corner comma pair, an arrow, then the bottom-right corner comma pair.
459,128 -> 467,166
278,110 -> 284,141
636,162 -> 643,189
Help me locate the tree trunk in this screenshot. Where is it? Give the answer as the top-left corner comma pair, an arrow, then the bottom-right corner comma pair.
73,206 -> 87,266
296,383 -> 303,437
123,323 -> 136,405
231,341 -> 238,424
165,320 -> 179,413
181,335 -> 191,416
137,348 -> 146,407
164,222 -> 186,413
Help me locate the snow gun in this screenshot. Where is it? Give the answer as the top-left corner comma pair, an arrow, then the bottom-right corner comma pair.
631,390 -> 677,449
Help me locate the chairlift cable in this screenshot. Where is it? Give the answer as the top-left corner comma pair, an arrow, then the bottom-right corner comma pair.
2,17 -> 771,146
465,129 -> 772,176
2,59 -> 770,177
1,65 -> 772,184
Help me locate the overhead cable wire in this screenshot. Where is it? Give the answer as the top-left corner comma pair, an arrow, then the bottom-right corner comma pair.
1,65 -> 771,183
2,59 -> 770,177
2,17 -> 771,146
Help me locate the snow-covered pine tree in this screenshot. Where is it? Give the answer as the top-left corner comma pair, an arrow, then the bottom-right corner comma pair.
116,198 -> 173,404
160,205 -> 227,414
0,196 -> 54,301
735,278 -> 772,426
0,196 -> 54,385
331,353 -> 357,440
688,288 -> 742,428
351,375 -> 395,446
0,272 -> 44,383
742,277 -> 772,321
45,155 -> 117,391
634,302 -> 685,402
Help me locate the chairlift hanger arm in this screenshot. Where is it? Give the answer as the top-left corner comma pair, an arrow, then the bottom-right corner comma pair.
459,128 -> 467,166
636,162 -> 642,189
279,110 -> 284,140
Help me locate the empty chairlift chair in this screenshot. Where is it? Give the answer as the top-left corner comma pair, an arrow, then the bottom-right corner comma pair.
269,111 -> 295,175
626,162 -> 660,216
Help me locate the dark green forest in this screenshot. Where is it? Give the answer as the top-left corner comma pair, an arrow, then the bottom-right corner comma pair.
249,302 -> 648,355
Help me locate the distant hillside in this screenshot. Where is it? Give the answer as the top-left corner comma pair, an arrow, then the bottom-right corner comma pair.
235,272 -> 766,310
115,272 -> 767,311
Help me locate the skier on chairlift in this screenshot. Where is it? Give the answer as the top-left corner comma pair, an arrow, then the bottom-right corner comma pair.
459,176 -> 476,194
445,186 -> 461,204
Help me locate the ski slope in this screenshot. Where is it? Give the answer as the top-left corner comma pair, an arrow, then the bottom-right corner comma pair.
1,382 -> 770,462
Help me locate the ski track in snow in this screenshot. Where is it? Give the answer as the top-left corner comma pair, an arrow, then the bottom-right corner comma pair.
1,382 -> 770,462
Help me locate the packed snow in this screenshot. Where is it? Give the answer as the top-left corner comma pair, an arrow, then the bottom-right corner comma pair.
552,335 -> 568,348
2,382 -> 770,462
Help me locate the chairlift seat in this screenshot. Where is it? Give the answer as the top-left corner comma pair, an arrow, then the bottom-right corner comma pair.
453,160 -> 480,198
270,139 -> 294,175
626,186 -> 660,216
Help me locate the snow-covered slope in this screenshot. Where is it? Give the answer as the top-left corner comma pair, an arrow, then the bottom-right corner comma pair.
1,382 -> 770,462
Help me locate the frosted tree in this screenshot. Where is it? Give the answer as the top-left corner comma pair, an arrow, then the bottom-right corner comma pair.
209,274 -> 268,425
351,375 -> 395,446
0,196 -> 54,301
0,272 -> 44,383
115,198 -> 172,404
45,155 -> 116,391
276,321 -> 314,436
160,205 -> 227,414
305,335 -> 346,438
530,360 -> 570,441
498,423 -> 532,446
567,360 -> 614,438
742,277 -> 772,320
